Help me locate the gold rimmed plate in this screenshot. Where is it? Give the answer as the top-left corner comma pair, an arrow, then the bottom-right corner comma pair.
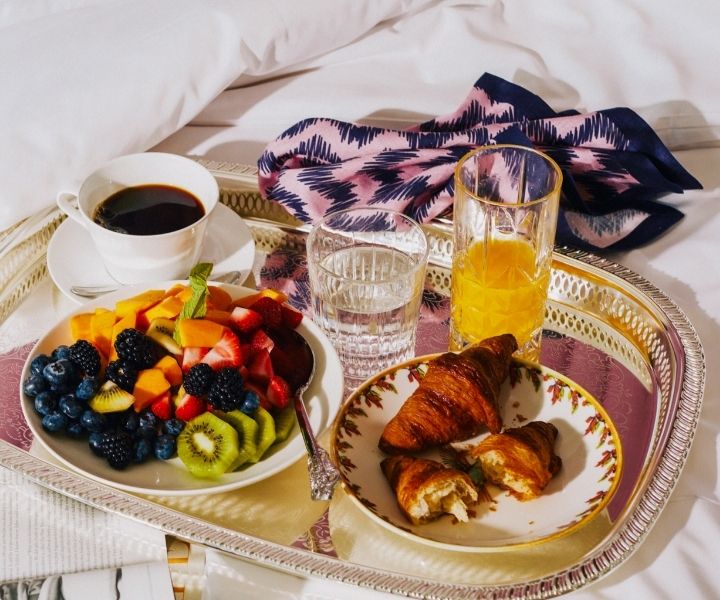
331,355 -> 623,552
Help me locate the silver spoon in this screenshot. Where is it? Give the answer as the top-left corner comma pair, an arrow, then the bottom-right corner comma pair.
270,327 -> 340,501
70,270 -> 244,298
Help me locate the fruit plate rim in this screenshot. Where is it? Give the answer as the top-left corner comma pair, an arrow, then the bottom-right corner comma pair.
19,281 -> 345,496
331,353 -> 624,553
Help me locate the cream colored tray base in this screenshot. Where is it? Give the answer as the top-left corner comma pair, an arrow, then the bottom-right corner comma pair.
0,160 -> 705,599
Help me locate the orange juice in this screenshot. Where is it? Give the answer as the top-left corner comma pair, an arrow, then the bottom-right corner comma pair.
449,238 -> 549,351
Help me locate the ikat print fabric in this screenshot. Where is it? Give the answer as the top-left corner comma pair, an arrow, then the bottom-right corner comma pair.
258,73 -> 701,251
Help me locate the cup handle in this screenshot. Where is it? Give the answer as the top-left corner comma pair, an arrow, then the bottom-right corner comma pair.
56,191 -> 87,228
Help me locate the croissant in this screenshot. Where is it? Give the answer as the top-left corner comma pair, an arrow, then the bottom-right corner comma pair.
378,333 -> 518,454
381,455 -> 478,525
468,421 -> 562,501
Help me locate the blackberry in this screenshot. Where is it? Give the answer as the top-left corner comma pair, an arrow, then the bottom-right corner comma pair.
207,367 -> 245,412
105,360 -> 138,392
100,430 -> 134,469
183,363 -> 215,396
69,340 -> 101,376
114,328 -> 156,369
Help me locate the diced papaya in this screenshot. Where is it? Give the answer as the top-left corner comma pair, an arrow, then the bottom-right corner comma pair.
204,309 -> 233,327
163,283 -> 187,298
132,368 -> 171,412
154,355 -> 183,387
69,313 -> 93,342
176,319 -> 225,348
174,286 -> 193,303
230,288 -> 288,309
108,312 -> 137,361
207,286 -> 233,311
141,295 -> 184,327
90,308 -> 117,358
115,289 -> 165,319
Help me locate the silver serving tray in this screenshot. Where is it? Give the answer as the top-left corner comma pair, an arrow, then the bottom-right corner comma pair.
0,161 -> 705,599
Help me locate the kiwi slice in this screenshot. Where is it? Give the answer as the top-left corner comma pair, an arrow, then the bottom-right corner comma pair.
216,409 -> 258,470
251,406 -> 276,462
177,412 -> 239,478
88,380 -> 134,413
272,407 -> 296,445
146,318 -> 182,355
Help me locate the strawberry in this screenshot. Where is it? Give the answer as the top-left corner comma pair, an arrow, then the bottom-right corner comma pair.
201,328 -> 244,370
266,374 -> 291,410
182,347 -> 209,373
249,296 -> 283,329
280,304 -> 303,329
247,348 -> 274,384
150,391 -> 173,420
174,391 -> 207,422
230,306 -> 263,335
249,328 -> 275,355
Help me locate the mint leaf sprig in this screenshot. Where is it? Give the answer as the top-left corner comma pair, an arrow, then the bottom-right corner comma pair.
173,262 -> 214,344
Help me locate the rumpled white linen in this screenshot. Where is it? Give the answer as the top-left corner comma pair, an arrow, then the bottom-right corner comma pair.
0,0 -> 433,230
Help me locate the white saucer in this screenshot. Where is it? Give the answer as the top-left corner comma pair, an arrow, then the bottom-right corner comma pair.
47,203 -> 256,304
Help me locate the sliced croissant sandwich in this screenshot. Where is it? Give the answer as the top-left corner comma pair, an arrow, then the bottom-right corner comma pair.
468,421 -> 562,501
378,333 -> 518,454
381,455 -> 478,525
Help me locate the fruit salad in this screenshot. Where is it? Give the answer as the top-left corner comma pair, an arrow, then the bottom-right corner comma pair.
21,263 -> 305,479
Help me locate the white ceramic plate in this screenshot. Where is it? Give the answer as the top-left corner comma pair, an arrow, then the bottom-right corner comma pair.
332,355 -> 623,552
47,203 -> 256,304
20,283 -> 344,496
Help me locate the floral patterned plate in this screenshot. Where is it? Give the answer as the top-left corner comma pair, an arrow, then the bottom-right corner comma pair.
331,355 -> 623,552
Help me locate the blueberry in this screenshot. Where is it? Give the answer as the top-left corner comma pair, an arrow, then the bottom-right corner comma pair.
153,434 -> 176,460
163,418 -> 185,437
30,354 -> 52,376
23,374 -> 48,398
240,390 -> 260,415
121,411 -> 140,433
42,359 -> 75,389
88,431 -> 107,456
80,409 -> 108,433
41,411 -> 67,433
51,345 -> 71,361
138,411 -> 159,430
75,376 -> 99,402
132,438 -> 152,463
66,420 -> 85,438
59,394 -> 84,420
135,425 -> 158,441
34,391 -> 58,416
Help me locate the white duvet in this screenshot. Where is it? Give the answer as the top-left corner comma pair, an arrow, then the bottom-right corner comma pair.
2,0 -> 720,232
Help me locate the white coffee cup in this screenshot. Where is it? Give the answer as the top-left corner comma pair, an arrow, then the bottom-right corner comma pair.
57,152 -> 219,284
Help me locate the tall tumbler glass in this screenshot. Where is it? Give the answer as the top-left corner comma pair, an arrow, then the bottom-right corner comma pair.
450,145 -> 562,361
307,207 -> 429,390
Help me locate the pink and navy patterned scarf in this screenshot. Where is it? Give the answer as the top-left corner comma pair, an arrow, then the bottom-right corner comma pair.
258,73 -> 701,251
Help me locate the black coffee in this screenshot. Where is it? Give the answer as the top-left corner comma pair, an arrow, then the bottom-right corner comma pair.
93,184 -> 205,235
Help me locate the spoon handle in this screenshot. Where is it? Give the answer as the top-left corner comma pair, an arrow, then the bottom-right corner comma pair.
294,393 -> 340,501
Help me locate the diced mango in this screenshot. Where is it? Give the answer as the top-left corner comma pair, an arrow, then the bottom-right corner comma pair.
142,295 -> 184,324
231,288 -> 288,309
207,286 -> 233,311
204,309 -> 232,327
109,312 -> 137,361
90,308 -> 117,358
69,313 -> 93,341
132,368 -> 171,412
174,286 -> 193,303
163,283 -> 187,298
115,289 -> 165,319
154,355 -> 183,387
176,319 -> 225,348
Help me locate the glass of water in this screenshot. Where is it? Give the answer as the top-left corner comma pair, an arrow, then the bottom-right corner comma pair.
306,207 -> 429,391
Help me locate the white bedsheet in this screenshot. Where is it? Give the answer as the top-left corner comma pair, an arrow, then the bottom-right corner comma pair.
3,0 -> 718,597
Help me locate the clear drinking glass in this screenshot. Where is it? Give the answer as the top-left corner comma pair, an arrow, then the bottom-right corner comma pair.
306,207 -> 429,390
450,145 -> 562,361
